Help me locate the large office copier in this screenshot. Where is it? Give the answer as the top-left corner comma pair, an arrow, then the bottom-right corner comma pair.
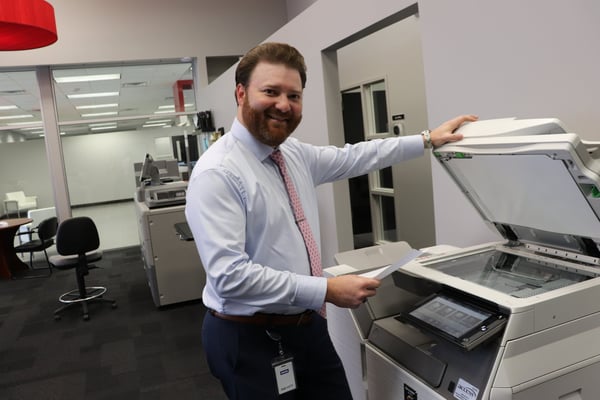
135,180 -> 205,307
325,118 -> 600,400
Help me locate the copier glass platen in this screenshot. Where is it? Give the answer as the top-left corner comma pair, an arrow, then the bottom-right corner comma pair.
341,118 -> 600,400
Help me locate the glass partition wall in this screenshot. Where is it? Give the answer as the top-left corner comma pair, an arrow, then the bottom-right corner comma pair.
0,69 -> 54,220
0,59 -> 199,251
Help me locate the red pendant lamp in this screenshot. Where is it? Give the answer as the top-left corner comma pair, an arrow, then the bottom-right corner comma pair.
0,0 -> 58,51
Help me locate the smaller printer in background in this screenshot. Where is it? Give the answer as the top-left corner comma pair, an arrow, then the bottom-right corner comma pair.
133,154 -> 187,209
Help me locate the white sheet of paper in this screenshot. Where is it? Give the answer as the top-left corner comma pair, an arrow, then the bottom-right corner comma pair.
359,249 -> 423,280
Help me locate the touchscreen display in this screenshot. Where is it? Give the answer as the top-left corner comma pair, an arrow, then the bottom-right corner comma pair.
408,295 -> 492,339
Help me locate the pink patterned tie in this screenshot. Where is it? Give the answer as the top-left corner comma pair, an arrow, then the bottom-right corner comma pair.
271,149 -> 326,317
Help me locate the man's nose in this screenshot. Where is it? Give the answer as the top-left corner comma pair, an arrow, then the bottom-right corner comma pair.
275,95 -> 291,112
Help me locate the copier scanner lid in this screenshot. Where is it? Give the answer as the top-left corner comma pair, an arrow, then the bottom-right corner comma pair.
434,118 -> 600,258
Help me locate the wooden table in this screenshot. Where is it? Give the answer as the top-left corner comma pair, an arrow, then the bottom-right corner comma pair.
0,218 -> 32,279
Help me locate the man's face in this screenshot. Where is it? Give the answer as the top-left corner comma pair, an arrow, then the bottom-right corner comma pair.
236,61 -> 303,147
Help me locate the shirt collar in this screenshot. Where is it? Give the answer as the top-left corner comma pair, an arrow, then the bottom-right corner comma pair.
230,118 -> 276,162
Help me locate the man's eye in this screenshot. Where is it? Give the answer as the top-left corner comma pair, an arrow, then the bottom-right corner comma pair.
263,89 -> 277,96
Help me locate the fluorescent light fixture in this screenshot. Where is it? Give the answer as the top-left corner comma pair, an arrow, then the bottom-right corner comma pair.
67,92 -> 119,99
0,105 -> 18,110
91,125 -> 117,131
142,123 -> 168,128
0,114 -> 33,120
7,120 -> 41,126
54,73 -> 120,83
158,103 -> 194,110
153,110 -> 176,114
81,111 -> 118,117
88,122 -> 117,127
146,119 -> 171,123
76,103 -> 118,110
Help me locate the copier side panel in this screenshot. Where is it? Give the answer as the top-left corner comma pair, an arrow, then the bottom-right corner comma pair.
146,208 -> 205,306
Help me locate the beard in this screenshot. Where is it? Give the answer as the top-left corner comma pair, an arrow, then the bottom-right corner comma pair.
241,95 -> 302,147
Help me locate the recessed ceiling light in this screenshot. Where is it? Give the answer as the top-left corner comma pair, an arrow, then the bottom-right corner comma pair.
7,120 -> 41,126
91,125 -> 117,131
76,103 -> 118,110
0,114 -> 33,120
54,73 -> 121,83
0,105 -> 18,110
89,122 -> 117,127
81,111 -> 118,117
142,123 -> 168,128
67,92 -> 119,99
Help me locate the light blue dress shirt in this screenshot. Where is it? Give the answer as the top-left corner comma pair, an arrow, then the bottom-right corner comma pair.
185,118 -> 424,316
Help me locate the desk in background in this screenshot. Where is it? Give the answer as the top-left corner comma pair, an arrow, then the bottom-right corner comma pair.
0,218 -> 32,279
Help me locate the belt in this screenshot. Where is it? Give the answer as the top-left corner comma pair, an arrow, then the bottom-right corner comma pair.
209,309 -> 314,326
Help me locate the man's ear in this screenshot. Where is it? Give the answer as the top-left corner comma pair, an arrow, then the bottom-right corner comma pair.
235,83 -> 245,106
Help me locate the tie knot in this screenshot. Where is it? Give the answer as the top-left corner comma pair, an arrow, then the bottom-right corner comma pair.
270,149 -> 284,167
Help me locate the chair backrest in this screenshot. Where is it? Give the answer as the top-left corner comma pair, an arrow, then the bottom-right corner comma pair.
55,216 -> 100,256
38,217 -> 58,241
5,191 -> 25,202
28,207 -> 56,227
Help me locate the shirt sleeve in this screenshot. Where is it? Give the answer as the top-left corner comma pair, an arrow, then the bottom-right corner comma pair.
296,134 -> 425,185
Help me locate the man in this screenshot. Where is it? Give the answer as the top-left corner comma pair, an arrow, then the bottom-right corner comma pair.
185,42 -> 477,399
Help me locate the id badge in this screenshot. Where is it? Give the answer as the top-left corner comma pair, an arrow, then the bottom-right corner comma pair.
272,355 -> 297,395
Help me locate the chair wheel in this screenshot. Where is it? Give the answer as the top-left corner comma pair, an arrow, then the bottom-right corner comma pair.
83,314 -> 90,321
54,314 -> 61,321
111,302 -> 118,309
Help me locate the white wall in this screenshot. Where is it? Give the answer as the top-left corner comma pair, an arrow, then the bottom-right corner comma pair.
197,0 -> 600,264
0,140 -> 54,209
285,0 -> 318,21
419,0 -> 600,247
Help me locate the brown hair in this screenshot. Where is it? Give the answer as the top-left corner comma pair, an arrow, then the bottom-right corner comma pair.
235,42 -> 307,89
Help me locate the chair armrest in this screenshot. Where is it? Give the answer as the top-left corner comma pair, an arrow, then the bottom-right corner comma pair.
16,226 -> 36,236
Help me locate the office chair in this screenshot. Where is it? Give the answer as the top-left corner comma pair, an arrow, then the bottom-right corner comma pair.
49,216 -> 117,321
13,216 -> 58,278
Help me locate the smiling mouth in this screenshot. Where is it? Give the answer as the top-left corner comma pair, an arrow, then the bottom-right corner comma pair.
268,114 -> 288,122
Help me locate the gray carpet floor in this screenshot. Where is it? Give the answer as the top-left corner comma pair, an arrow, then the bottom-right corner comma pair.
0,246 -> 227,400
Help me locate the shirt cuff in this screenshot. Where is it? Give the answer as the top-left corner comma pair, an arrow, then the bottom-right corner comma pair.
294,274 -> 328,311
